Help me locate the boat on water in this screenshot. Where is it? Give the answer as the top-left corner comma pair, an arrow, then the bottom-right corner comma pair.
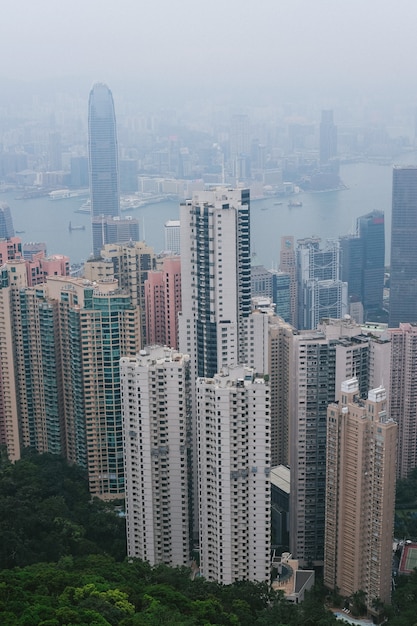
288,200 -> 303,208
16,230 -> 25,234
49,189 -> 81,200
77,199 -> 91,213
274,202 -> 283,206
68,221 -> 85,232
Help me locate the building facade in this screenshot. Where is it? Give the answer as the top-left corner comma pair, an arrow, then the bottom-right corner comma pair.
164,220 -> 181,255
389,166 -> 417,326
297,238 -> 347,330
88,83 -> 120,220
324,379 -> 397,609
288,318 -> 391,565
145,256 -> 181,349
179,188 -> 251,379
121,347 -> 191,567
0,266 -> 140,498
280,236 -> 298,327
389,323 -> 417,478
91,215 -> 140,257
197,366 -> 271,584
357,210 -> 385,318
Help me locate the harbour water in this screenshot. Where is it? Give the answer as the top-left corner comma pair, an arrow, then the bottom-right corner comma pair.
2,156 -> 417,267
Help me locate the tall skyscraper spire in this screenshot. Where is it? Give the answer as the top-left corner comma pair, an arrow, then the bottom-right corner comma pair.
88,83 -> 120,220
89,83 -> 141,257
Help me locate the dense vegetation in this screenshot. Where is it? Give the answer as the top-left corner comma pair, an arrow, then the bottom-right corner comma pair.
0,556 -> 340,625
0,449 -> 126,569
395,467 -> 417,540
0,451 -> 417,624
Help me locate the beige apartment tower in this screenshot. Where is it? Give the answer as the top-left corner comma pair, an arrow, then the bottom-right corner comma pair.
324,378 -> 397,609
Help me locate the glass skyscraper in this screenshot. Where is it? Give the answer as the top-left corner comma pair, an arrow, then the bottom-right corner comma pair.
88,83 -> 120,221
357,210 -> 385,317
389,166 -> 417,327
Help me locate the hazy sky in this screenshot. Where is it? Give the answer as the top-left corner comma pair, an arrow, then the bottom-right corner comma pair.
2,0 -> 417,101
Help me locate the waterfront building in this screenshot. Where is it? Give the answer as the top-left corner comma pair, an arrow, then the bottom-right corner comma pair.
164,219 -> 181,255
197,366 -> 271,584
297,238 -> 347,330
145,256 -> 181,349
91,215 -> 140,257
88,83 -> 120,219
389,323 -> 417,478
121,347 -> 191,567
319,110 -> 337,164
22,242 -> 47,261
70,156 -> 89,188
324,379 -> 397,610
389,166 -> 417,326
288,317 -> 391,565
119,159 -> 138,194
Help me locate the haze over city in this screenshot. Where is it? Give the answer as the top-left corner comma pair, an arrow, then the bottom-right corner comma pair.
2,0 -> 417,104
2,1 -> 417,624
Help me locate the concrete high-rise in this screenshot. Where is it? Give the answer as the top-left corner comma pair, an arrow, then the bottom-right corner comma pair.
340,234 -> 364,319
121,347 -> 191,567
197,366 -> 271,583
0,264 -> 140,497
85,241 -> 156,348
178,188 -> 251,540
246,305 -> 293,466
88,83 -> 121,255
297,238 -> 347,330
288,318 -> 391,565
389,166 -> 417,326
389,323 -> 417,478
251,265 -> 291,323
48,276 -> 140,497
179,188 -> 251,379
145,256 -> 181,349
280,236 -> 298,327
325,379 -> 397,610
164,220 -> 181,255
